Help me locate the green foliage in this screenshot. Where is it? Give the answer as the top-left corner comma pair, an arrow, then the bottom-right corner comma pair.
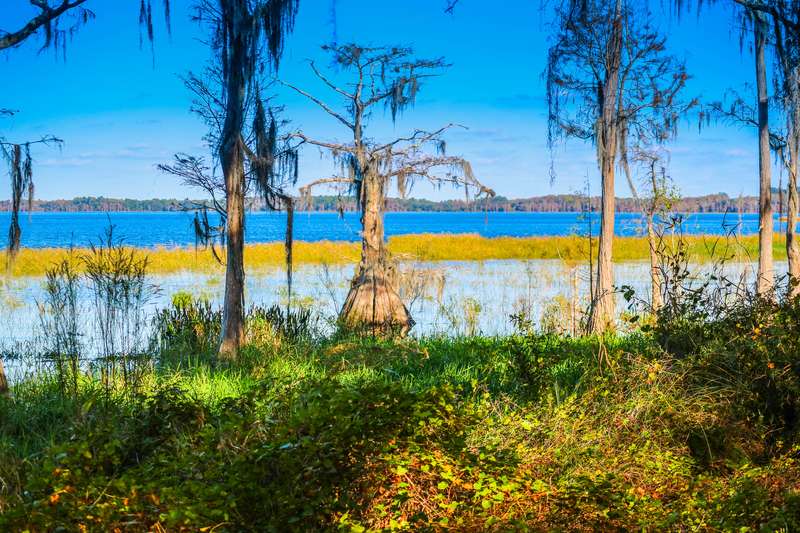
2,303 -> 800,530
155,295 -> 318,364
154,292 -> 222,361
248,303 -> 317,342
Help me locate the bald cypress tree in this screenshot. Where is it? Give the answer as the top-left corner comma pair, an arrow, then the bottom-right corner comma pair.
706,1 -> 800,297
286,44 -> 493,335
547,0 -> 693,333
753,10 -> 775,296
179,0 -> 299,359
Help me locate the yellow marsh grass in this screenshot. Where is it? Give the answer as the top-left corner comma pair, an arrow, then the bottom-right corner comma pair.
1,232 -> 779,277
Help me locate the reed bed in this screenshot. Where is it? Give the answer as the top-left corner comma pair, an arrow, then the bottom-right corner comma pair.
1,232 -> 780,276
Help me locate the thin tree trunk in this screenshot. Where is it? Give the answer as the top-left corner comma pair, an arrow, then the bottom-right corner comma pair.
219,160 -> 246,357
339,172 -> 413,335
0,357 -> 8,395
646,214 -> 662,312
218,0 -> 249,359
788,130 -> 800,296
755,17 -> 774,296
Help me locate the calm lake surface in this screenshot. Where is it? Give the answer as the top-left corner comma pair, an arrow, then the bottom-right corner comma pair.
0,211 -> 783,248
0,259 -> 778,368
0,210 -> 785,382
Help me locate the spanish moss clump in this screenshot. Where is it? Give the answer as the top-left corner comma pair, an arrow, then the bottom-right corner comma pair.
6,144 -> 33,259
0,0 -> 95,54
0,136 -> 62,261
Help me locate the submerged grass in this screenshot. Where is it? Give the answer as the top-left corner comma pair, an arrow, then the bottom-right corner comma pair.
1,232 -> 782,276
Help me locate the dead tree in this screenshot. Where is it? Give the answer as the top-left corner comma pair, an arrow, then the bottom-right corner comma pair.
161,0 -> 298,359
547,0 -> 693,334
285,44 -> 493,335
627,150 -> 678,312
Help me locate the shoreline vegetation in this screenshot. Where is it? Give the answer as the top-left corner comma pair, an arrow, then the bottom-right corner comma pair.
1,232 -> 787,277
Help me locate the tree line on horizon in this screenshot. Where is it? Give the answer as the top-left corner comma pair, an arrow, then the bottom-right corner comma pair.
0,192 -> 794,214
4,0 -> 800,358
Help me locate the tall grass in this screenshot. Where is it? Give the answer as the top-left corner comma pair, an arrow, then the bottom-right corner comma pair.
1,232 -> 779,276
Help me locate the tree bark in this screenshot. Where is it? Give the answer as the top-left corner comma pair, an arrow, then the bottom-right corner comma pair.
755,17 -> 774,296
218,0 -> 249,359
339,172 -> 413,335
0,357 -> 8,395
788,131 -> 800,297
646,214 -> 663,312
590,154 -> 617,333
588,0 -> 623,335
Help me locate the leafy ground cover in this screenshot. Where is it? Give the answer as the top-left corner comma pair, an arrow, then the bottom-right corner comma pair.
1,293 -> 799,531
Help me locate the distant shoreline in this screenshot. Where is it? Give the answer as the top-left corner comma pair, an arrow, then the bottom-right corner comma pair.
0,193 -> 783,214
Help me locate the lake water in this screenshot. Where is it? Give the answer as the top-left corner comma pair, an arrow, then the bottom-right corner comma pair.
0,211 -> 783,248
0,210 -> 785,383
0,258 -> 775,366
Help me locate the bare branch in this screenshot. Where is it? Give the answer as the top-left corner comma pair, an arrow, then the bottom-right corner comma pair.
286,131 -> 355,153
309,60 -> 354,99
0,0 -> 93,51
280,80 -> 355,130
298,176 -> 355,195
375,124 -> 464,153
445,0 -> 460,14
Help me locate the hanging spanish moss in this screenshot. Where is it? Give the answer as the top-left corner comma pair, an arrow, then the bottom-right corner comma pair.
546,0 -> 695,333
0,143 -> 35,260
0,1 -> 95,54
192,207 -> 226,263
283,195 -> 294,311
250,95 -> 299,310
161,0 -> 300,358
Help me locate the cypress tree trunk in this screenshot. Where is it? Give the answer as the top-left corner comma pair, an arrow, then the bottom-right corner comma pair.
588,0 -> 622,334
788,132 -> 800,297
755,18 -> 774,296
219,156 -> 246,358
218,0 -> 249,359
590,153 -> 617,333
339,172 -> 413,335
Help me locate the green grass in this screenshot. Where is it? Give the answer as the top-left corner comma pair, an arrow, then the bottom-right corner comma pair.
1,231 -> 784,276
1,314 -> 799,531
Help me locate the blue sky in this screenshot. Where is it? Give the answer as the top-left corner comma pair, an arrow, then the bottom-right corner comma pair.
0,0 -> 774,201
